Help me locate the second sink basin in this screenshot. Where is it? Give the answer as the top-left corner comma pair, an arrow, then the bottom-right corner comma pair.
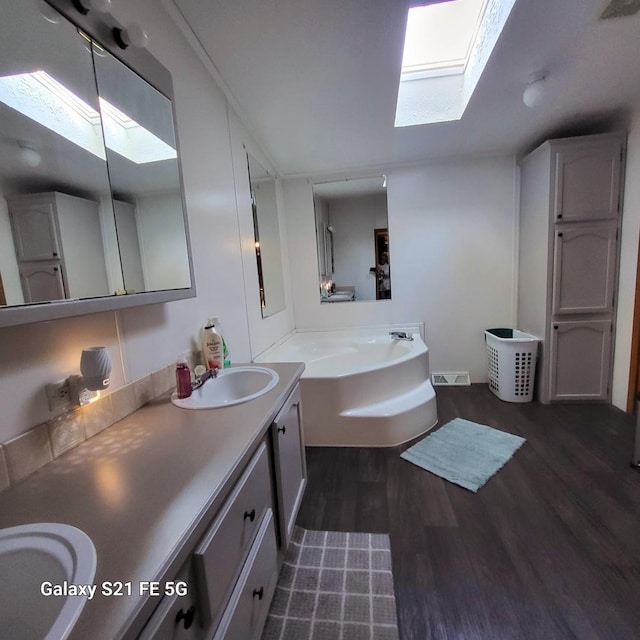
0,522 -> 96,640
171,366 -> 279,410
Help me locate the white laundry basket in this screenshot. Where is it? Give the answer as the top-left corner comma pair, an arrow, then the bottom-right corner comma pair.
485,328 -> 540,403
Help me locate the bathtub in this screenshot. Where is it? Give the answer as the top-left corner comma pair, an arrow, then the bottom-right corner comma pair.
255,327 -> 438,446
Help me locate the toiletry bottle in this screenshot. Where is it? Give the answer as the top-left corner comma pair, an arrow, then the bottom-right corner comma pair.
202,317 -> 224,370
217,318 -> 231,368
175,353 -> 192,399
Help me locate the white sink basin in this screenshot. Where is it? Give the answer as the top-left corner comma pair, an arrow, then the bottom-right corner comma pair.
0,523 -> 97,640
171,366 -> 279,410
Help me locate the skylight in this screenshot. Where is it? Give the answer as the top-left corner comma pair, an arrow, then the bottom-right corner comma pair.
395,0 -> 517,127
401,0 -> 489,80
0,71 -> 177,164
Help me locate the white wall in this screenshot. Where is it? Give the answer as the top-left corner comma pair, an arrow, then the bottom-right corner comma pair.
612,105 -> 640,410
135,193 -> 191,290
283,156 -> 517,381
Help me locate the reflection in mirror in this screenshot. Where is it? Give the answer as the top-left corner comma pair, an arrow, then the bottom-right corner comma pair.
246,153 -> 285,318
0,2 -> 115,305
312,176 -> 390,302
93,45 -> 191,293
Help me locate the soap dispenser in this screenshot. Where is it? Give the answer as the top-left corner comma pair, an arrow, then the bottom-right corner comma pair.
175,352 -> 192,399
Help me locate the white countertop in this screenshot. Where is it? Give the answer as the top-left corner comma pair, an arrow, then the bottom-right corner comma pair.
0,362 -> 304,640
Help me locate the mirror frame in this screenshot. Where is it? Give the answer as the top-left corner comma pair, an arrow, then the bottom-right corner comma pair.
0,0 -> 196,328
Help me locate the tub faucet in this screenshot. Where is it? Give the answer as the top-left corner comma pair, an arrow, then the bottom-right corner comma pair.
192,367 -> 219,390
389,331 -> 413,341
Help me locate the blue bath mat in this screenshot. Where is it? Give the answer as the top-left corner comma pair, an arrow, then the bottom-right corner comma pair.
400,418 -> 525,492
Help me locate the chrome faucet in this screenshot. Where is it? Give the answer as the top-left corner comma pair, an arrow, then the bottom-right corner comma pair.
192,367 -> 219,390
389,331 -> 413,341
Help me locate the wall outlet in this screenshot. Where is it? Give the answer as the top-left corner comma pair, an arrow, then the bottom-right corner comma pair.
46,378 -> 72,413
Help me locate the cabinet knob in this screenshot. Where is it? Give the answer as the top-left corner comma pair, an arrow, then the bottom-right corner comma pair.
52,252 -> 58,257
554,325 -> 559,330
277,425 -> 286,434
557,214 -> 563,220
253,587 -> 264,600
53,267 -> 59,272
557,232 -> 563,238
244,508 -> 256,522
175,605 -> 195,630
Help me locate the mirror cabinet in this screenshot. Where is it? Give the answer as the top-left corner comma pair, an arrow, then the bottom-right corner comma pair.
0,0 -> 194,327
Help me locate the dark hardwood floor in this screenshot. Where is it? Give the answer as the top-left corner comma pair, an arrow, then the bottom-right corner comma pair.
296,384 -> 640,640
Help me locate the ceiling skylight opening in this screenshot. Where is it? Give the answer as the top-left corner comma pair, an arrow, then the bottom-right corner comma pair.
395,0 -> 518,127
401,0 -> 490,82
0,71 -> 176,164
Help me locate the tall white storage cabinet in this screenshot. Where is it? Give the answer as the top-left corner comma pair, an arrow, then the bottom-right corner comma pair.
517,133 -> 625,403
9,192 -> 111,302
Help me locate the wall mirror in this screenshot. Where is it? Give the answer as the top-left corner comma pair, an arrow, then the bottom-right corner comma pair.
246,152 -> 285,318
0,0 -> 194,327
312,176 -> 390,303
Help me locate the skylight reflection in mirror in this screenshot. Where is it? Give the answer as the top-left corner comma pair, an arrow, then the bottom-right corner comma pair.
0,71 -> 177,164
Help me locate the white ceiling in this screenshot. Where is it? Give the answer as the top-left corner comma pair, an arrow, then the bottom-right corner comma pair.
171,0 -> 640,177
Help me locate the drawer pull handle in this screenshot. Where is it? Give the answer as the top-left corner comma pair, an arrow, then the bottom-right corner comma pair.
244,509 -> 256,522
277,425 -> 286,434
175,605 -> 195,630
253,587 -> 264,600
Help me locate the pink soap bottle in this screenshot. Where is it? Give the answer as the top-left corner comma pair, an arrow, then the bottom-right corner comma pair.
175,353 -> 192,399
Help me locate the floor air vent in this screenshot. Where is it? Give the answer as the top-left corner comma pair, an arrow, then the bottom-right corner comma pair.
431,372 -> 471,386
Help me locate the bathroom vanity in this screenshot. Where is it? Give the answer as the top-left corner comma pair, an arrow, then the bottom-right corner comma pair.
0,362 -> 305,640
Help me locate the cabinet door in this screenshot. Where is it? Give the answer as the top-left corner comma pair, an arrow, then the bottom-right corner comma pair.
19,262 -> 66,302
271,384 -> 306,549
553,139 -> 622,222
10,199 -> 60,260
193,443 -> 272,630
552,223 -> 617,314
137,558 -> 201,640
213,510 -> 278,640
549,321 -> 612,401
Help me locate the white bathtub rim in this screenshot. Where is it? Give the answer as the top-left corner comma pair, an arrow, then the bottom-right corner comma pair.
253,322 -> 425,362
255,325 -> 427,380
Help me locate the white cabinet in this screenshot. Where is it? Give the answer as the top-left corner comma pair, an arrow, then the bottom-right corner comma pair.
551,222 -> 618,315
212,511 -> 279,640
549,320 -> 613,401
137,559 -> 200,640
194,443 -> 273,631
271,383 -> 306,548
18,261 -> 65,303
8,192 -> 111,302
518,132 -> 624,403
137,384 -> 306,640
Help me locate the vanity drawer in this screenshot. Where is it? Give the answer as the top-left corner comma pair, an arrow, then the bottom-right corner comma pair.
213,509 -> 278,640
194,442 -> 271,629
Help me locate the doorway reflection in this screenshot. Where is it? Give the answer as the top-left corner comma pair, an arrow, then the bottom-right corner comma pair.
312,176 -> 390,302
